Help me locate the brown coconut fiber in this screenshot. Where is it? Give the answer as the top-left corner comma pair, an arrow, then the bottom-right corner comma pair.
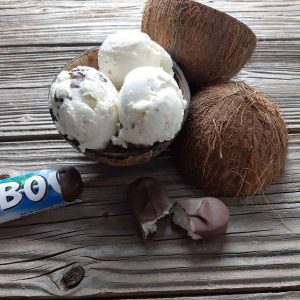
174,82 -> 288,197
142,0 -> 257,89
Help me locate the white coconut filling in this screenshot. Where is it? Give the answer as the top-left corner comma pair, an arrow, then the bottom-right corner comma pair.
141,220 -> 157,238
141,206 -> 171,238
172,204 -> 201,240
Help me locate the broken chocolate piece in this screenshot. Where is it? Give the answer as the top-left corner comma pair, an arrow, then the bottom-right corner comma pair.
172,197 -> 229,240
127,177 -> 172,240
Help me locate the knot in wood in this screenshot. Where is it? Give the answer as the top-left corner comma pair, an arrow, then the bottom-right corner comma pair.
62,265 -> 85,289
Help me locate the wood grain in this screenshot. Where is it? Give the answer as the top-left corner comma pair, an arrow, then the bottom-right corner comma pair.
0,0 -> 300,298
1,41 -> 299,89
0,0 -> 299,47
0,40 -> 300,140
0,136 -> 299,297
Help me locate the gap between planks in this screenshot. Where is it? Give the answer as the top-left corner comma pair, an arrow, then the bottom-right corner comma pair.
122,291 -> 300,300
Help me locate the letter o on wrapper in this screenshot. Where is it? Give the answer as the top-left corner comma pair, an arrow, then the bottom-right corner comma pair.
24,175 -> 47,202
48,171 -> 61,193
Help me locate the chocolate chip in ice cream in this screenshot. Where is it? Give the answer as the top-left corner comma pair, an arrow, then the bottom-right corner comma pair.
127,177 -> 172,240
172,197 -> 229,240
69,68 -> 86,79
70,81 -> 81,89
54,94 -> 65,104
98,73 -> 107,82
69,69 -> 86,88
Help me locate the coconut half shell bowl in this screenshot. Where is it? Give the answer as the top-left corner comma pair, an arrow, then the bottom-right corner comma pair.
49,48 -> 190,167
142,0 -> 257,89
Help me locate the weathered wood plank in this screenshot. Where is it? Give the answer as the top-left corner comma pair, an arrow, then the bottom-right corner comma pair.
0,0 -> 300,298
1,40 -> 300,89
0,90 -> 299,140
0,46 -> 85,89
0,40 -> 299,140
0,135 -> 299,297
0,0 -> 299,47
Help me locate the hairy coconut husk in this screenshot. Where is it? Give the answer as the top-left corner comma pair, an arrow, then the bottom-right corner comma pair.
174,82 -> 288,197
142,0 -> 257,89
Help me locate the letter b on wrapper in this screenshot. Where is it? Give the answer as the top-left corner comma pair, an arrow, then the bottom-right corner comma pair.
0,182 -> 22,210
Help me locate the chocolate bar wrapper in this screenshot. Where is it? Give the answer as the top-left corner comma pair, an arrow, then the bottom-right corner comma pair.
0,169 -> 79,224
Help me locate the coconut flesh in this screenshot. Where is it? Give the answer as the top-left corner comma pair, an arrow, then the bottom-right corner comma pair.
174,82 -> 288,197
172,203 -> 201,240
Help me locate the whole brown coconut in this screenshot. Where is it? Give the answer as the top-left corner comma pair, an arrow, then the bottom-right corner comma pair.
174,82 -> 288,197
142,0 -> 257,88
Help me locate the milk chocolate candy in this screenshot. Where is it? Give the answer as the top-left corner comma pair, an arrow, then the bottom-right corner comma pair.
0,167 -> 83,224
127,177 -> 172,240
58,167 -> 83,202
172,197 -> 229,240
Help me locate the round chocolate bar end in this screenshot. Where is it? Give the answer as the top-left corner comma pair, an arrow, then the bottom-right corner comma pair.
58,167 -> 83,202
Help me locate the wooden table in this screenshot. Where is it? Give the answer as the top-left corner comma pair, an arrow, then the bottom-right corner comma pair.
0,0 -> 299,298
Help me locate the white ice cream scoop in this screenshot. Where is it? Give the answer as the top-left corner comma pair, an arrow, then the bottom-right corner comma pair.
49,66 -> 118,152
112,66 -> 187,148
98,31 -> 174,89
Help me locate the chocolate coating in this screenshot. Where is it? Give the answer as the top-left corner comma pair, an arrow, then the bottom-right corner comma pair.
173,197 -> 229,240
127,177 -> 171,239
58,167 -> 83,202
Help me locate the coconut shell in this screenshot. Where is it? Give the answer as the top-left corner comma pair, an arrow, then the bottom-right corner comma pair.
142,0 -> 257,89
173,82 -> 288,197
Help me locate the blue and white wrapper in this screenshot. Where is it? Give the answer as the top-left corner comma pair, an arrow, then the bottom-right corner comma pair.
0,169 -> 73,224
